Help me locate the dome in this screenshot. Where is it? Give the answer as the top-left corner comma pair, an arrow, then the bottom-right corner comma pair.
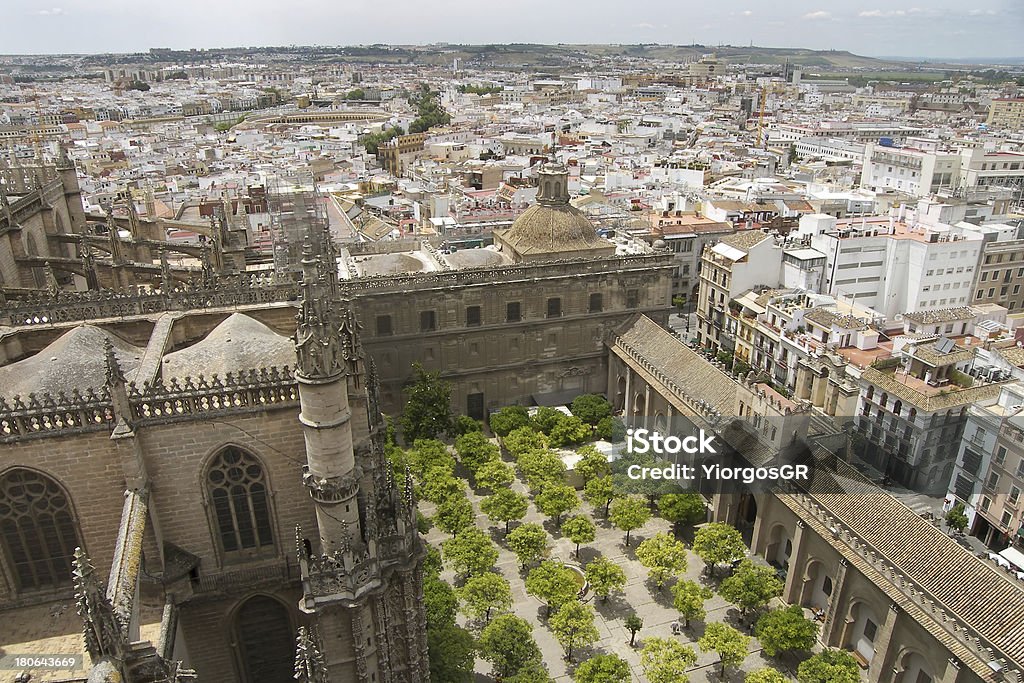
161,313 -> 293,379
500,203 -> 605,256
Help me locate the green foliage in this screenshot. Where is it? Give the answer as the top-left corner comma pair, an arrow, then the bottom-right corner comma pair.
518,449 -> 567,491
409,87 -> 451,133
584,555 -> 626,601
127,80 -> 150,91
478,615 -> 543,679
746,669 -> 789,683
401,363 -> 453,442
609,495 -> 651,546
454,431 -> 500,473
692,522 -> 747,575
698,622 -> 750,677
475,459 -> 515,491
423,573 -> 457,627
427,622 -> 476,683
424,544 -> 442,577
624,613 -> 643,646
480,488 -> 529,534
612,452 -> 678,506
508,523 -> 550,568
434,496 -> 475,537
535,483 -> 580,526
407,438 -> 455,481
549,602 -> 598,662
658,493 -> 706,528
570,394 -> 613,425
946,502 -> 968,532
671,579 -> 712,627
718,559 -> 784,616
459,572 -> 513,623
452,414 -> 484,436
797,649 -> 861,683
457,83 -> 502,95
584,476 -> 619,517
636,532 -> 688,588
562,515 -> 596,556
573,653 -> 630,683
532,406 -> 565,434
360,124 -> 404,155
594,416 -> 617,440
640,637 -> 697,683
525,560 -> 579,615
345,88 -> 366,100
490,405 -> 532,436
419,467 -> 465,504
442,527 -> 498,578
506,660 -> 554,682
672,294 -> 687,308
503,426 -> 548,458
575,446 -> 610,482
755,605 -> 820,657
549,415 -> 593,448
416,511 -> 431,534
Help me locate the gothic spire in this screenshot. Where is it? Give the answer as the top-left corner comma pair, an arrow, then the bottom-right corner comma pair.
294,626 -> 329,683
104,338 -> 126,388
295,233 -> 343,381
73,547 -> 124,662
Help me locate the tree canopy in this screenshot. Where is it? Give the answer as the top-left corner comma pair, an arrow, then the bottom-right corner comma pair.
572,653 -> 630,683
672,579 -> 712,628
535,483 -> 580,527
640,637 -> 697,683
481,488 -> 529,534
692,522 -> 747,575
549,602 -> 599,662
459,572 -> 513,623
797,649 -> 862,683
508,523 -> 551,568
570,394 -> 613,425
525,560 -> 580,616
636,532 -> 688,588
657,493 -> 706,528
401,363 -> 452,442
562,515 -> 596,557
478,614 -> 543,679
609,495 -> 651,546
442,527 -> 498,578
718,559 -> 784,617
698,622 -> 750,677
755,605 -> 820,657
584,556 -> 627,602
490,405 -> 531,436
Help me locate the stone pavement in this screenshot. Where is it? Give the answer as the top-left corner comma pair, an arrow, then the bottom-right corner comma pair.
421,445 -> 792,682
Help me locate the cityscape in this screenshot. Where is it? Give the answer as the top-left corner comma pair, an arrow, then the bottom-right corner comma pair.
0,4 -> 1023,682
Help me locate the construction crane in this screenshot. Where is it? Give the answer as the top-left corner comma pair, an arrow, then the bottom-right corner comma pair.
755,83 -> 783,149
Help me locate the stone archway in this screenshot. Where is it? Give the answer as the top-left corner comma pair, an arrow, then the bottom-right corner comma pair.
614,376 -> 627,412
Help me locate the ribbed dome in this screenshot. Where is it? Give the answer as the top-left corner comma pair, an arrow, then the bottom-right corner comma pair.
500,203 -> 604,256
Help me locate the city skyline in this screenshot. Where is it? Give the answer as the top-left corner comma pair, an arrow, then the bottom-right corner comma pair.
1,0 -> 1022,60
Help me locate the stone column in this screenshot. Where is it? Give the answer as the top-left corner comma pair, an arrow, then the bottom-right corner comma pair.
867,602 -> 900,682
782,520 -> 808,604
822,558 -> 849,647
938,658 -> 963,683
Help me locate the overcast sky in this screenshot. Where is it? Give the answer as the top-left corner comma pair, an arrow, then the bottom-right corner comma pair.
1,0 -> 1021,59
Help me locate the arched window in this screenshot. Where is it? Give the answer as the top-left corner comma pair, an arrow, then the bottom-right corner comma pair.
206,448 -> 274,555
233,595 -> 295,683
0,468 -> 80,591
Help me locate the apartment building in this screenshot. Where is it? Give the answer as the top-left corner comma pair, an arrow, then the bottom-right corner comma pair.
860,142 -> 962,196
647,210 -> 733,296
986,98 -> 1024,132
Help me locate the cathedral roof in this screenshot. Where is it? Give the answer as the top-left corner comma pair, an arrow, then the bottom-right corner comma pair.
0,324 -> 143,397
161,313 -> 293,380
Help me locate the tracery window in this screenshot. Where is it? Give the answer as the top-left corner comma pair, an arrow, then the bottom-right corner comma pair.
207,448 -> 274,554
0,469 -> 80,591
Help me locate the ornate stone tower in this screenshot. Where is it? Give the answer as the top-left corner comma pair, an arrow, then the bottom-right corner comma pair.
293,231 -> 429,683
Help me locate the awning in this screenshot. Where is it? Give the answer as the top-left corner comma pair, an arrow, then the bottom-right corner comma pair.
999,546 -> 1024,572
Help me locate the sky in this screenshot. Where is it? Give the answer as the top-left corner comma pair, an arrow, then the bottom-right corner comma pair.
1,0 -> 1022,60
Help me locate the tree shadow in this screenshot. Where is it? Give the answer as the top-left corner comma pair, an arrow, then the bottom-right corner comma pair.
593,592 -> 632,619
577,546 -> 601,565
644,578 -> 675,608
542,518 -> 564,538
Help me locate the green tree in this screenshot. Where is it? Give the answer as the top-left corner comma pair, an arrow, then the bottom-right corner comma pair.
672,579 -> 713,628
452,414 -> 483,436
507,522 -> 550,568
584,476 -> 619,517
419,467 -> 465,504
797,649 -> 861,683
692,522 -> 747,576
459,572 -> 513,623
746,669 -> 789,683
570,394 -> 612,425
549,602 -> 598,662
503,426 -> 548,458
658,493 -> 706,530
519,449 -> 567,491
478,615 -> 543,679
531,406 -> 564,434
640,637 -> 697,683
549,415 -> 593,447
573,653 -> 630,683
612,452 -> 678,508
423,573 -> 457,626
636,532 -> 688,588
788,143 -> 799,164
525,560 -> 580,616
755,605 -> 820,657
625,613 -> 643,647
360,125 -> 404,155
584,556 -> 627,602
427,622 -> 476,682
434,496 -> 475,537
407,438 -> 455,480
475,459 -> 515,491
698,622 -> 750,678
480,488 -> 529,534
609,495 -> 651,546
442,527 -> 498,578
594,416 -> 617,440
506,660 -> 554,682
346,88 -> 366,100
401,363 -> 452,442
945,502 -> 968,533
455,431 -> 500,473
562,515 -> 596,557
719,560 -> 784,619
424,544 -> 443,577
490,405 -> 531,436
536,483 -> 580,527
574,445 -> 610,482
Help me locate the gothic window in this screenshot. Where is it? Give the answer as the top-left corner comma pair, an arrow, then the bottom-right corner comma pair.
0,468 -> 80,591
589,293 -> 603,313
506,301 -> 522,322
206,448 -> 274,555
233,595 -> 295,683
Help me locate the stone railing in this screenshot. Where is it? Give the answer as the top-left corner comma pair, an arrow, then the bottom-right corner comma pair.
0,366 -> 299,442
789,467 -> 1018,679
128,367 -> 298,424
611,333 -> 726,426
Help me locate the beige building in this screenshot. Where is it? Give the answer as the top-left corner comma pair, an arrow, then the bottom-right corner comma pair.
986,98 -> 1024,131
